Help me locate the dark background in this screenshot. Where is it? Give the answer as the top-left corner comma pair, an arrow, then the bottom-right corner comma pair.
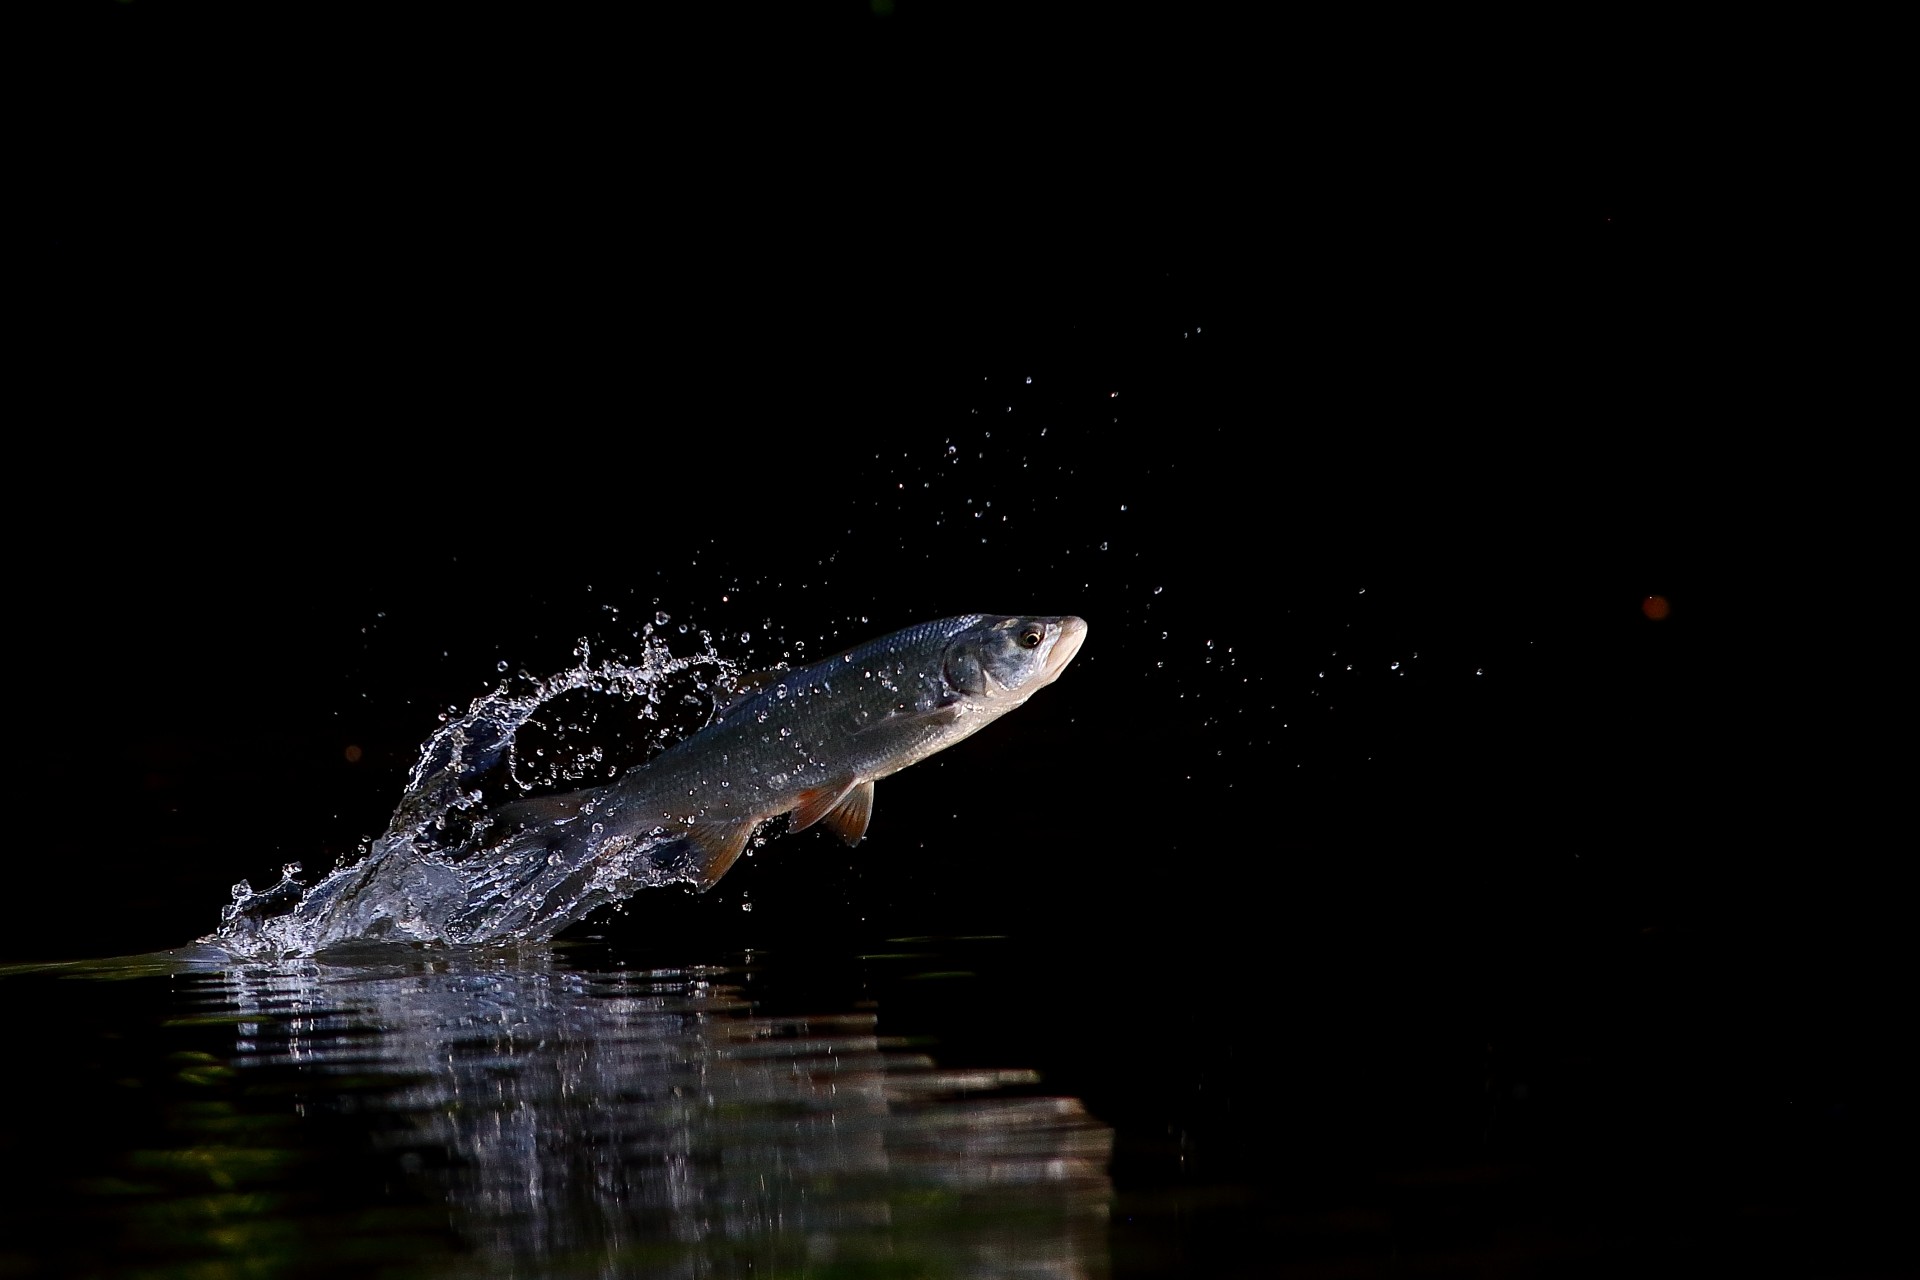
23,5 -> 1904,1276
32,4 -> 1753,961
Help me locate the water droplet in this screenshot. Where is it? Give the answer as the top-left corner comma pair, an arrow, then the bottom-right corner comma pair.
1025,376 -> 1033,384
496,660 -> 510,672
1390,661 -> 1400,670
741,901 -> 753,912
655,611 -> 671,626
1153,585 -> 1163,595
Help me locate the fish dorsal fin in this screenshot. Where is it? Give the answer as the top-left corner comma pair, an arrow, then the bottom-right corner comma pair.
684,817 -> 760,890
823,780 -> 874,846
713,668 -> 790,721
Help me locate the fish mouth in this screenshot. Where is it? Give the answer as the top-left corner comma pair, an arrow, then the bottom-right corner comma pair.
1044,616 -> 1088,681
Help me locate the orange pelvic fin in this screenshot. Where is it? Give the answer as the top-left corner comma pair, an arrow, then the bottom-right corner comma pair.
788,778 -> 875,846
821,781 -> 873,846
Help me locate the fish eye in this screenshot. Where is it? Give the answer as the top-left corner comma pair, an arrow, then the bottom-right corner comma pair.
1018,627 -> 1044,649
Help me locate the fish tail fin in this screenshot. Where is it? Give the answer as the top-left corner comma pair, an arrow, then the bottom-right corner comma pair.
487,790 -> 597,833
447,787 -> 619,936
455,821 -> 590,906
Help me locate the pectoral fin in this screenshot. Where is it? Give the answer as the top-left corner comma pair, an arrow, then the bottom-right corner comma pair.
853,697 -> 965,734
684,817 -> 760,890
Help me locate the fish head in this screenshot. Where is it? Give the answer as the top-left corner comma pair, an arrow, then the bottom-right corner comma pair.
942,615 -> 1088,705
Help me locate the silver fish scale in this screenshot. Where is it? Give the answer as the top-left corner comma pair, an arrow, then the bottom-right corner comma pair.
627,614 -> 996,818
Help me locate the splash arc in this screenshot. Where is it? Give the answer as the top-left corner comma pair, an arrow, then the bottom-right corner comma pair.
211,614 -> 1087,956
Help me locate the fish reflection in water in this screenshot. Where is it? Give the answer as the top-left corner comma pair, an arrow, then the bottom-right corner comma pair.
83,950 -> 1112,1278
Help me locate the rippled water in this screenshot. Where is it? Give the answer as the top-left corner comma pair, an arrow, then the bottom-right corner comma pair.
4,941 -> 1111,1279
10,897 -> 1911,1279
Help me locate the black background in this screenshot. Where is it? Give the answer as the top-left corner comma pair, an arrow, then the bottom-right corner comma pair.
22,5 -> 1905,1276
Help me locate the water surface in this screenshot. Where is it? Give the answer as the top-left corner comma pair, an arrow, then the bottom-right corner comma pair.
4,940 -> 1112,1279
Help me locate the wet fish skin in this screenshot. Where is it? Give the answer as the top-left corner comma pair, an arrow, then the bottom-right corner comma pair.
488,614 -> 1087,891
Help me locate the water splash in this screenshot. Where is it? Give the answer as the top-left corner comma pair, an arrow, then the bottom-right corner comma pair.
208,634 -> 738,958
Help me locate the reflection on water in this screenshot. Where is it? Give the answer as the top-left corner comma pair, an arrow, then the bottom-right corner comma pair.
4,947 -> 1111,1279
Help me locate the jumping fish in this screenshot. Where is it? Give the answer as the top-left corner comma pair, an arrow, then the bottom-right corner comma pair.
483,614 -> 1087,893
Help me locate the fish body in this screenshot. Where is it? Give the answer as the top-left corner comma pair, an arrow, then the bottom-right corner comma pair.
485,614 -> 1087,892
